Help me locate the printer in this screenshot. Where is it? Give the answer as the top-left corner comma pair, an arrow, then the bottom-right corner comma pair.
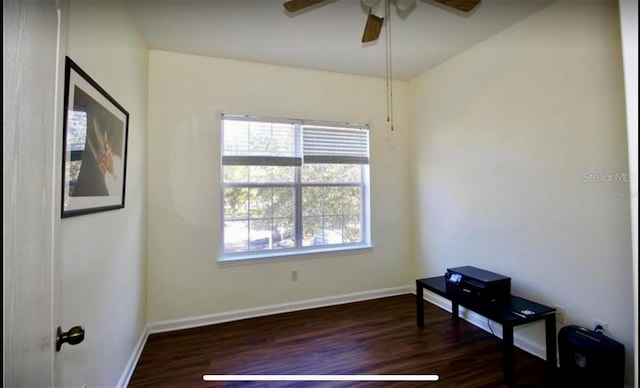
445,266 -> 511,304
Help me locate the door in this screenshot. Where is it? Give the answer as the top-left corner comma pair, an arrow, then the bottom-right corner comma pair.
3,0 -> 60,386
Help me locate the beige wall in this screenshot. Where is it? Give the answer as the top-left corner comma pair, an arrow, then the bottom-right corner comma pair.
410,0 -> 634,383
147,51 -> 413,322
57,1 -> 148,386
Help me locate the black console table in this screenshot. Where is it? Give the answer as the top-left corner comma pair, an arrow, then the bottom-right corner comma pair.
416,276 -> 557,387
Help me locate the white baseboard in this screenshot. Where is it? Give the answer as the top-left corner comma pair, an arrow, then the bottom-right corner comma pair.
147,285 -> 413,334
422,291 -> 547,360
117,324 -> 150,388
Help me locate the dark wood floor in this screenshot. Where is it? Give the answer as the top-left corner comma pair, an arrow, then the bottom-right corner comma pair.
129,294 -> 556,387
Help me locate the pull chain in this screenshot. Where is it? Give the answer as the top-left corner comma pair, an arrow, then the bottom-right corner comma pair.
385,0 -> 394,131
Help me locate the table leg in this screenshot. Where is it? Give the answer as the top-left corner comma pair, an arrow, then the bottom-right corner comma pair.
451,300 -> 459,321
503,324 -> 515,387
416,281 -> 424,328
545,314 -> 557,377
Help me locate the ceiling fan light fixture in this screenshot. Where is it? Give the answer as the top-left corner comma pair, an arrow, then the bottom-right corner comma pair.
361,0 -> 381,7
393,0 -> 414,12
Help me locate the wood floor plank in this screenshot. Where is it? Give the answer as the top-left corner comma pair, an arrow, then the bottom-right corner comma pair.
129,295 -> 556,387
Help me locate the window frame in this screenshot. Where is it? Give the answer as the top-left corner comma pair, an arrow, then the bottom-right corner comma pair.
219,114 -> 372,263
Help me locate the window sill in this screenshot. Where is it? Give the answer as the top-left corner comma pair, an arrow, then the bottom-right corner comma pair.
218,244 -> 373,266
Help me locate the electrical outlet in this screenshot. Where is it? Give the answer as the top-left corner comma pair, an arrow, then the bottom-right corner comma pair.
555,306 -> 565,325
291,269 -> 299,282
593,319 -> 608,332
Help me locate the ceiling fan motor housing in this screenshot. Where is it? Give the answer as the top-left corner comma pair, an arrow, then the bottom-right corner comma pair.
361,0 -> 416,12
361,0 -> 381,6
393,0 -> 415,12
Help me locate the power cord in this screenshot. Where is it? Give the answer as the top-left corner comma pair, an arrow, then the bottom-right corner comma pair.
487,318 -> 496,337
487,318 -> 506,349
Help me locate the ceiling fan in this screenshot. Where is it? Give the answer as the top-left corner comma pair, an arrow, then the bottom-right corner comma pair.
283,0 -> 481,43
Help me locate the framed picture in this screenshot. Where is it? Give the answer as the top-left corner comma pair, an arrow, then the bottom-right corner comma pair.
61,56 -> 129,217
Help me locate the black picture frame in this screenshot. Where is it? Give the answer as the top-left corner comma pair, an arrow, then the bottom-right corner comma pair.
61,56 -> 129,218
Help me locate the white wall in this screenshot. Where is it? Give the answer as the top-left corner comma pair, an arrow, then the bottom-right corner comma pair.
147,51 -> 412,322
410,0 -> 634,384
56,2 -> 148,386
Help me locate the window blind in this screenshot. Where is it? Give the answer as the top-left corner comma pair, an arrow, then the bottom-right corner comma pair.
302,125 -> 369,165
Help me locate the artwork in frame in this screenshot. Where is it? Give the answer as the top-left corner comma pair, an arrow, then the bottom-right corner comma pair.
61,56 -> 129,217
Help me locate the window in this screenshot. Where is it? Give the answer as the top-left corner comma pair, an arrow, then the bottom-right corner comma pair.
221,114 -> 370,260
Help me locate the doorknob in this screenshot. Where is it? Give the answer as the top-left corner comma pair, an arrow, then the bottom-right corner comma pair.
56,326 -> 85,352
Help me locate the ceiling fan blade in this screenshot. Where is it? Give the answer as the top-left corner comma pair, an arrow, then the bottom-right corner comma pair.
283,0 -> 327,12
432,0 -> 481,13
361,12 -> 384,43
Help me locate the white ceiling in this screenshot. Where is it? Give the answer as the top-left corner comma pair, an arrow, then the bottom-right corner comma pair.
127,0 -> 554,81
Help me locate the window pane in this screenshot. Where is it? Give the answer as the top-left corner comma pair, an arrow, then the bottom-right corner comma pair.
224,188 -> 248,219
271,166 -> 294,183
224,221 -> 248,253
249,166 -> 271,183
223,166 -> 249,183
302,216 -> 322,247
301,186 -> 362,247
273,188 -> 294,218
222,121 -> 249,155
343,187 -> 361,216
315,229 -> 346,246
301,164 -> 323,182
248,166 -> 294,183
344,215 -> 362,243
323,216 -> 342,233
323,187 -> 342,215
249,123 -> 271,154
249,188 -> 272,219
323,164 -> 342,183
249,122 -> 295,156
247,219 -> 295,252
321,216 -> 344,246
302,164 -> 362,183
248,187 -> 294,218
342,165 -> 361,182
302,187 -> 323,216
223,120 -> 296,157
274,217 -> 295,249
303,216 -> 346,247
249,219 -> 272,251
